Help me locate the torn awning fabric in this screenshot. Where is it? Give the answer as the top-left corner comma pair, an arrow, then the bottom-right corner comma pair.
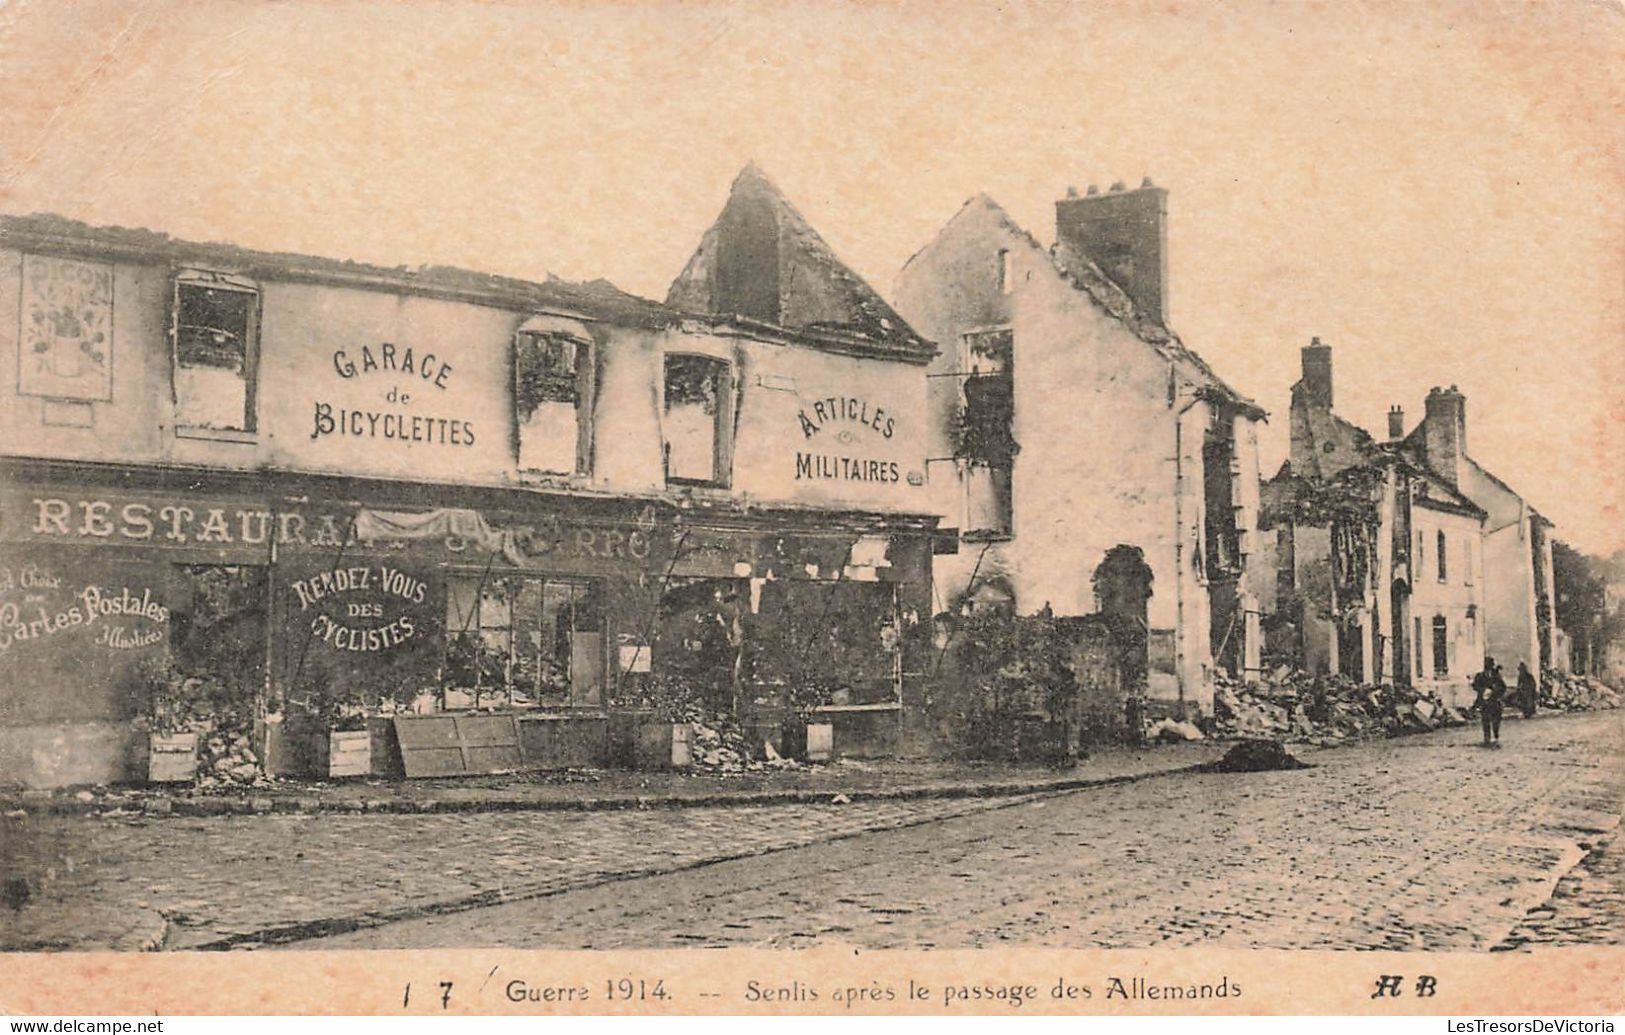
352,507 -> 527,567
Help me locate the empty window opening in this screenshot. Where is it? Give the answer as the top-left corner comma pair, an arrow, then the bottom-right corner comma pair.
663,354 -> 732,485
173,275 -> 259,432
515,330 -> 593,475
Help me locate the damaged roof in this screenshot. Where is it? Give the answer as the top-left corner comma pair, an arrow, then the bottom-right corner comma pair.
0,211 -> 683,329
918,194 -> 1263,417
666,164 -> 936,364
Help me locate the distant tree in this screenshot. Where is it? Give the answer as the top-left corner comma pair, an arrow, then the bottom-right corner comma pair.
1552,541 -> 1625,673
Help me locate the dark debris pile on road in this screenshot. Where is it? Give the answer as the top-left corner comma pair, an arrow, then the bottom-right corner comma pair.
1204,739 -> 1313,772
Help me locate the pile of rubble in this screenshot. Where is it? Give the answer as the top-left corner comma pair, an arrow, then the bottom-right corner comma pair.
196,725 -> 273,789
689,720 -> 803,774
1207,671 -> 1468,746
1541,671 -> 1622,712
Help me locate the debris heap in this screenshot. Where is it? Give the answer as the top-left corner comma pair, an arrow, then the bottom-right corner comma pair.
196,725 -> 272,789
1206,671 -> 1467,746
689,720 -> 804,774
1540,672 -> 1622,712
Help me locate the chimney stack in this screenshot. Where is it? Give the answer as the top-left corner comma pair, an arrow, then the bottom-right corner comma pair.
1387,405 -> 1405,440
1299,337 -> 1334,409
1055,177 -> 1168,324
1421,386 -> 1468,487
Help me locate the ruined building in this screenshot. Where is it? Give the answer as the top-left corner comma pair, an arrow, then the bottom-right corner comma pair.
893,181 -> 1270,717
1263,341 -> 1553,706
0,185 -> 939,787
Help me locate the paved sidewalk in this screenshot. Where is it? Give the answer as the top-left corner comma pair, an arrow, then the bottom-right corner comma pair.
4,741 -> 1227,817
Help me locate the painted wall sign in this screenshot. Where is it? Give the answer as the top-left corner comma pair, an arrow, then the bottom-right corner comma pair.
8,491 -> 350,550
0,562 -> 168,655
19,254 -> 114,402
3,487 -> 675,573
794,394 -> 903,483
289,563 -> 427,653
311,341 -> 476,449
796,396 -> 896,439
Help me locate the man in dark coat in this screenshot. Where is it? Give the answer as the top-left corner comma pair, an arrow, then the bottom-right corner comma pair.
1516,661 -> 1539,719
1473,657 -> 1506,746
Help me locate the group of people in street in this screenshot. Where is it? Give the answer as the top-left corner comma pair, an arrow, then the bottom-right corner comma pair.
1472,657 -> 1539,746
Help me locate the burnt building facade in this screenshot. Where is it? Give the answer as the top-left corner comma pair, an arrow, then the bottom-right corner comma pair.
893,181 -> 1270,717
0,195 -> 939,787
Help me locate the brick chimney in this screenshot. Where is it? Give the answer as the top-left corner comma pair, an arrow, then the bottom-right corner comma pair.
1421,385 -> 1468,487
1055,177 -> 1168,323
1299,337 -> 1333,409
1387,405 -> 1405,440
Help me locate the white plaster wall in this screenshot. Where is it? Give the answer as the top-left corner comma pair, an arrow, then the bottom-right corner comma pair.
894,199 -> 1222,710
1410,507 -> 1487,705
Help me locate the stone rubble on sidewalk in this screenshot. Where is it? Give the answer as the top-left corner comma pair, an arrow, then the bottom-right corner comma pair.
1541,672 -> 1621,712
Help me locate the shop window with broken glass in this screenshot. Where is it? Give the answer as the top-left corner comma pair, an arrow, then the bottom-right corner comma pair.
955,329 -> 1016,537
169,564 -> 270,714
515,330 -> 593,475
663,354 -> 732,485
747,580 -> 903,708
444,576 -> 604,709
173,273 -> 258,432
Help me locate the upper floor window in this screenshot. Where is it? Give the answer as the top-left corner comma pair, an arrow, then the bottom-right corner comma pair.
515,326 -> 594,475
997,249 -> 1014,294
172,271 -> 259,433
663,354 -> 733,486
1436,530 -> 1448,582
1464,536 -> 1475,586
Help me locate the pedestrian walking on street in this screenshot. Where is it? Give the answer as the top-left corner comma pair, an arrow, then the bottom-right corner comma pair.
1473,657 -> 1506,746
1516,661 -> 1538,719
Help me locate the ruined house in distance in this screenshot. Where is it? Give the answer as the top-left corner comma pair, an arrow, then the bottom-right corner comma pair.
1262,340 -> 1555,707
892,180 -> 1270,719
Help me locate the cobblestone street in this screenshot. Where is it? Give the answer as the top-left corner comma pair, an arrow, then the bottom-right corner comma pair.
308,712 -> 1624,952
2,712 -> 1618,953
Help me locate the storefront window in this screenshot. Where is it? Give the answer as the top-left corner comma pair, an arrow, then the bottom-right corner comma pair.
170,564 -> 269,706
445,575 -> 603,709
747,580 -> 902,707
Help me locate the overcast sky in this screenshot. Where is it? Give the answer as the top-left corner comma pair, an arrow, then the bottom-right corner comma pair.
3,0 -> 1620,552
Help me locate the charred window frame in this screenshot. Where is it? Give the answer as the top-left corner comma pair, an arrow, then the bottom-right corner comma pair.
515,328 -> 595,475
1436,530 -> 1448,583
171,271 -> 260,434
662,353 -> 733,487
1203,406 -> 1242,580
955,328 -> 1016,538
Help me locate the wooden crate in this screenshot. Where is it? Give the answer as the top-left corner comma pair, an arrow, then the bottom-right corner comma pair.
147,732 -> 198,784
325,730 -> 372,778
